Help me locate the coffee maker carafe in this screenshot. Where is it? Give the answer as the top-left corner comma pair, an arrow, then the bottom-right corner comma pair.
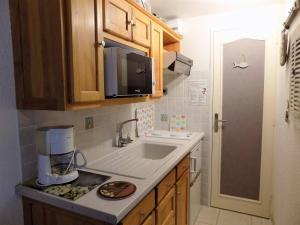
36,125 -> 87,186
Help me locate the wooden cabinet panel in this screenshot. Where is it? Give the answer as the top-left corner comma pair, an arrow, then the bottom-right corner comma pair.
156,169 -> 176,203
103,0 -> 132,40
176,170 -> 190,225
10,0 -> 67,110
23,198 -> 108,225
132,8 -> 151,47
122,191 -> 155,225
177,155 -> 190,179
156,187 -> 176,225
142,211 -> 156,225
67,0 -> 105,103
151,22 -> 164,97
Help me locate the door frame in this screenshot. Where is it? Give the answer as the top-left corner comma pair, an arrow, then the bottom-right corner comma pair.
210,28 -> 277,218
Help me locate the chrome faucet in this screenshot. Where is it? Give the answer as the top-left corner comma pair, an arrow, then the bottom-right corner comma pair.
117,118 -> 139,147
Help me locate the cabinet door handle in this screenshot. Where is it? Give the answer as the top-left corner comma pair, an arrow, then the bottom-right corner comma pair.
98,40 -> 106,48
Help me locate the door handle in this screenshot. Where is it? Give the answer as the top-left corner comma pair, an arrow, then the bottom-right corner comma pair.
214,113 -> 228,132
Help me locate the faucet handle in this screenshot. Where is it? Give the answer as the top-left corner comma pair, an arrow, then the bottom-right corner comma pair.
126,133 -> 133,143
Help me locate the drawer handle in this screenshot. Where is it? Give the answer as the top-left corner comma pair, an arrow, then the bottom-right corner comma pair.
139,212 -> 146,219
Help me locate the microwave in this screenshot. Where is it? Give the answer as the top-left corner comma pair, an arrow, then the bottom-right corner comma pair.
104,47 -> 154,97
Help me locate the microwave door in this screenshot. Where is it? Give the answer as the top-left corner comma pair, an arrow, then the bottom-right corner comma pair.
127,53 -> 152,95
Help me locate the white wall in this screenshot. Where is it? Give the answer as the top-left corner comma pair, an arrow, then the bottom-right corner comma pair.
0,0 -> 23,224
155,3 -> 283,205
272,1 -> 300,224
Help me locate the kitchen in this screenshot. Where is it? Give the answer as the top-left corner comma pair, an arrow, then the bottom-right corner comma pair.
0,0 -> 300,225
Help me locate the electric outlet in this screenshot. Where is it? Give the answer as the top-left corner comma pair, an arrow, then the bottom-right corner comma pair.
85,117 -> 94,130
161,114 -> 168,122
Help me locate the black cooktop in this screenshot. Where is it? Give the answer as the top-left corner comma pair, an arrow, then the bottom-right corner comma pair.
24,170 -> 111,201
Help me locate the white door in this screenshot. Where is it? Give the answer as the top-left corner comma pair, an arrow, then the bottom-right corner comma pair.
211,29 -> 276,218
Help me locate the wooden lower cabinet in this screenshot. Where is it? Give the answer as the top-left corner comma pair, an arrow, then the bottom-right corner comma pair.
141,211 -> 156,225
23,198 -> 109,225
122,191 -> 155,225
156,187 -> 176,225
176,170 -> 190,225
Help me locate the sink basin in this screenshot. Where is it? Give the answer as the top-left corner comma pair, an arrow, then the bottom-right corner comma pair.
132,143 -> 176,160
87,142 -> 179,179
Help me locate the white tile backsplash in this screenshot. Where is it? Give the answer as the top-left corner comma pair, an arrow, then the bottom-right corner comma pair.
154,70 -> 211,205
18,102 -> 153,182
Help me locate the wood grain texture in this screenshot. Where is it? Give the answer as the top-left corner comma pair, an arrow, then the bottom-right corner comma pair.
156,187 -> 176,225
141,211 -> 156,225
67,0 -> 105,103
164,43 -> 181,52
103,0 -> 132,40
156,169 -> 176,204
23,198 -> 109,225
151,22 -> 164,97
132,8 -> 151,47
176,155 -> 190,180
176,170 -> 190,225
66,96 -> 149,110
125,0 -> 182,43
103,32 -> 149,54
9,0 -> 67,110
122,190 -> 155,225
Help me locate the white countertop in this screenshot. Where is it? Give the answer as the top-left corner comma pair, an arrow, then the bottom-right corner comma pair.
16,132 -> 204,224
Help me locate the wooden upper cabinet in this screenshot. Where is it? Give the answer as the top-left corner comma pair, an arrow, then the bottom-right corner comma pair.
103,0 -> 132,40
67,0 -> 105,103
176,170 -> 190,225
151,22 -> 164,97
10,0 -> 67,110
132,8 -> 151,47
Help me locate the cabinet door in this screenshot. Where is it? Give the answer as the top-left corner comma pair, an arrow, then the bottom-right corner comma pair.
132,8 -> 151,47
67,0 -> 105,103
176,170 -> 190,225
156,187 -> 176,225
23,198 -> 107,225
151,22 -> 164,97
103,0 -> 132,40
142,211 -> 156,225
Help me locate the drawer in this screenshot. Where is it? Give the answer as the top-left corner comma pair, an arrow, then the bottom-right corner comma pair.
141,211 -> 155,225
122,190 -> 155,225
177,155 -> 190,180
156,169 -> 176,203
156,187 -> 176,225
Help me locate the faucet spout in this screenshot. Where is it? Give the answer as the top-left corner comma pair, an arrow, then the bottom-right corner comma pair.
118,118 -> 139,148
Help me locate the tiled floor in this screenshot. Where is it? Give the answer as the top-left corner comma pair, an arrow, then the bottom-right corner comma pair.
195,206 -> 272,225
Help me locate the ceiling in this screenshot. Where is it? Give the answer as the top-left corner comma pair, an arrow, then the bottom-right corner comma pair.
150,0 -> 284,19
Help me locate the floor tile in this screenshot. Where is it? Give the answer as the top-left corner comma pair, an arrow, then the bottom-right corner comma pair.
217,210 -> 251,225
196,206 -> 220,225
251,216 -> 273,225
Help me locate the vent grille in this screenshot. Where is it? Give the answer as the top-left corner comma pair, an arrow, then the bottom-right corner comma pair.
290,39 -> 300,117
